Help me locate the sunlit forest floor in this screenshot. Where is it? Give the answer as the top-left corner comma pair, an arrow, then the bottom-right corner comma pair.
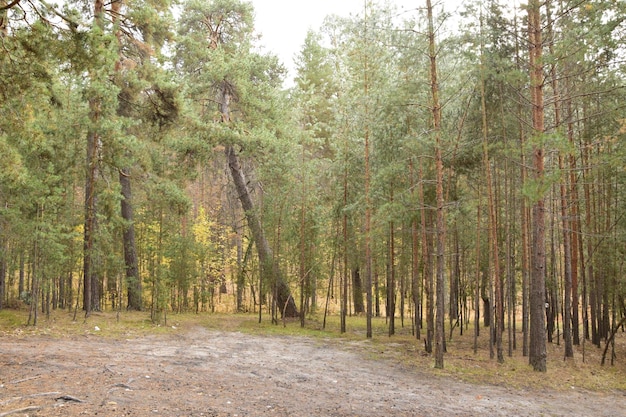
1,307 -> 625,394
1,308 -> 626,416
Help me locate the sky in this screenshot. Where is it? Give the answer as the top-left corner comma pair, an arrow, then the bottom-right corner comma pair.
249,0 -> 465,85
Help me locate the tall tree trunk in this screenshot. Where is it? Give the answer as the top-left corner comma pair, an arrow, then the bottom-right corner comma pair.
419,163 -> 433,353
29,233 -> 40,325
558,149 -> 574,353
341,164 -> 349,333
505,158 -> 516,356
581,123 -> 594,345
546,0 -> 573,358
388,187 -> 396,336
0,220 -> 8,310
215,71 -> 297,318
83,127 -> 99,314
111,0 -> 141,311
235,223 -> 245,312
120,168 -> 141,310
225,145 -> 298,317
546,203 -> 558,344
0,241 -> 5,310
299,150 -> 307,327
479,15 -> 503,362
410,159 -> 421,340
513,9 -> 531,358
567,95 -> 581,345
528,0 -> 547,372
18,251 -> 24,300
426,0 -> 446,369
352,267 -> 365,314
83,0 -> 107,315
375,269 -> 380,317
449,225 -> 459,337
363,2 -> 373,339
474,186 -> 481,354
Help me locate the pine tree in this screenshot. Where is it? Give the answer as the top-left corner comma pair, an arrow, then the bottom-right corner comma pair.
176,0 -> 297,317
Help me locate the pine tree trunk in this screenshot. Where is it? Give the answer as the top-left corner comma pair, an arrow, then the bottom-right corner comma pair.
82,0 -> 108,315
419,164 -> 433,354
19,251 -> 25,300
559,157 -> 574,356
225,145 -> 298,318
0,228 -> 8,310
546,210 -> 557,344
528,0 -> 547,372
235,225 -> 245,312
352,267 -> 365,314
449,226 -> 459,335
0,242 -> 6,310
120,168 -> 141,310
479,23 -> 503,362
547,1 -> 573,357
567,95 -> 581,345
426,0 -> 446,370
410,159 -> 421,340
29,232 -> 40,325
513,10 -> 531,358
83,127 -> 99,315
111,0 -> 141,312
341,165 -> 349,333
388,187 -> 396,336
474,186 -> 481,354
299,156 -> 307,327
505,158 -> 516,356
363,3 -> 373,339
581,126 -> 594,344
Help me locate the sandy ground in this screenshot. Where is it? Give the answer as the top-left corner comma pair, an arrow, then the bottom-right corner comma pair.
1,327 -> 625,416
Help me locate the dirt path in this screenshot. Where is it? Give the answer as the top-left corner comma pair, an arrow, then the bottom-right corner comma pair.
1,328 -> 624,416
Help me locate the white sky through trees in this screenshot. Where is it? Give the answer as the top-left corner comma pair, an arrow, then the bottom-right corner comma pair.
250,0 -> 465,86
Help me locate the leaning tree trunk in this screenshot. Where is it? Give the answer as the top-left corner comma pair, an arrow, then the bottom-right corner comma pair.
225,145 -> 298,317
215,76 -> 296,318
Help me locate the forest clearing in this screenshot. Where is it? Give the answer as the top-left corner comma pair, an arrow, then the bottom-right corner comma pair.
3,0 -> 626,403
1,311 -> 626,416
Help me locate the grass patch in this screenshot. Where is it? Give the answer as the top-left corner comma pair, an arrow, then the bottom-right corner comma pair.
0,308 -> 179,338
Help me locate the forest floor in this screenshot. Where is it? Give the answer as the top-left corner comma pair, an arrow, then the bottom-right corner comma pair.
1,311 -> 626,416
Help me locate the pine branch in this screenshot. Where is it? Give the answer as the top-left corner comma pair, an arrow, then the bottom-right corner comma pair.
0,0 -> 20,12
